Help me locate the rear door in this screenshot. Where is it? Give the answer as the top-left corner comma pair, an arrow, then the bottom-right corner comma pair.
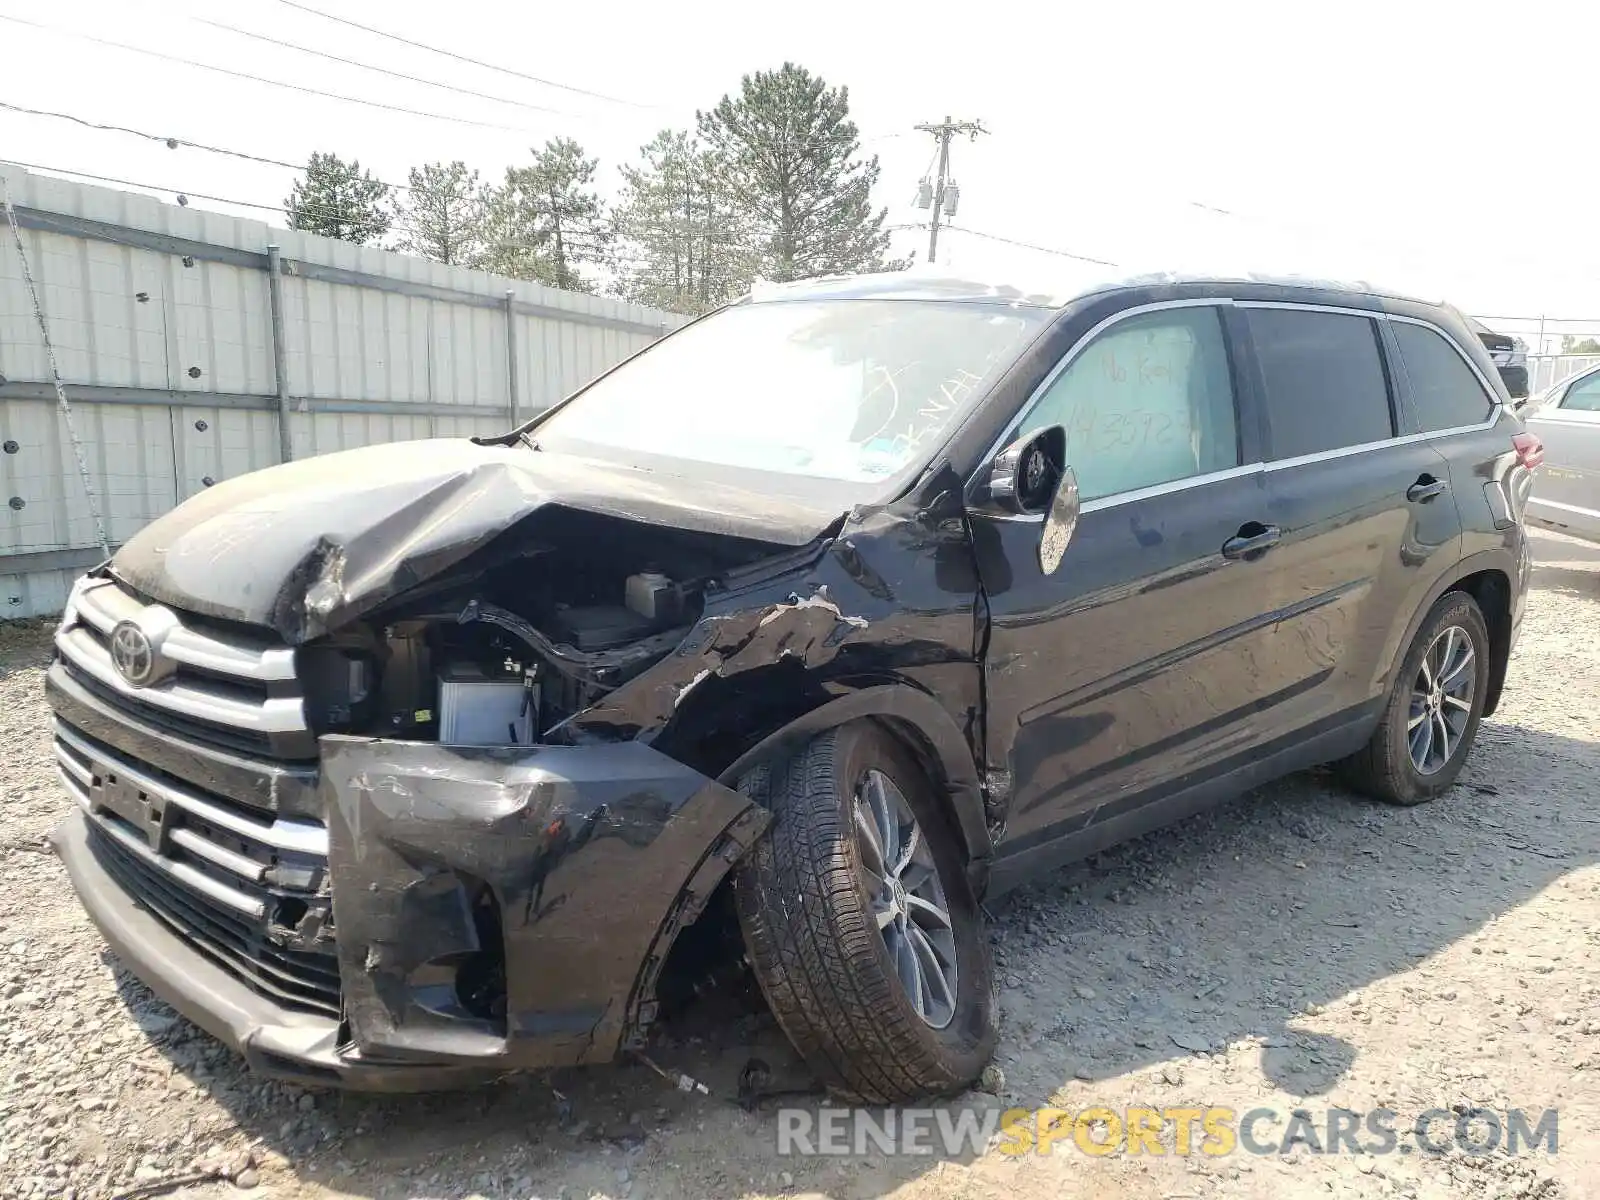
1240,304 -> 1464,732
1386,314 -> 1521,555
1523,368 -> 1600,541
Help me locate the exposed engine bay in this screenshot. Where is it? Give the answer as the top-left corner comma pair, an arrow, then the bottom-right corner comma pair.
295,510 -> 789,748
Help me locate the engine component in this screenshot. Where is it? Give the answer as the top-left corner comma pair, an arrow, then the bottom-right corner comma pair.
625,571 -> 683,624
549,604 -> 656,652
439,663 -> 536,745
377,624 -> 434,734
299,645 -> 376,734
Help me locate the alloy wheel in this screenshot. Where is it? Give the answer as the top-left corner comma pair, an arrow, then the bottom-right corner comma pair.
1408,624 -> 1476,776
852,769 -> 959,1028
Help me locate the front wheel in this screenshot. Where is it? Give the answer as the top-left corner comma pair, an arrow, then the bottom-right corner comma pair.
1337,590 -> 1491,805
731,722 -> 996,1104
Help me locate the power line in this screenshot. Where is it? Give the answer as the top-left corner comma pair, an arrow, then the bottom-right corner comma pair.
1475,314 -> 1600,326
2,157 -> 459,240
942,223 -> 1121,268
191,16 -> 573,118
273,0 -> 652,109
2,158 -> 664,267
0,94 -> 897,196
0,14 -> 554,135
261,3 -> 902,153
0,99 -> 305,173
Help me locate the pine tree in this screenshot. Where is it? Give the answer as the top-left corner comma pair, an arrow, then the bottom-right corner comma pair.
480,139 -> 609,291
613,130 -> 753,313
697,64 -> 901,283
283,152 -> 392,246
394,161 -> 485,266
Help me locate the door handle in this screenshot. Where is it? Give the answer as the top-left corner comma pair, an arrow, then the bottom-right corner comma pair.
1406,475 -> 1450,504
1221,522 -> 1281,561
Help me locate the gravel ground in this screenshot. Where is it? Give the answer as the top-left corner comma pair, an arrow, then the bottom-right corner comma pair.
2,530 -> 1597,1200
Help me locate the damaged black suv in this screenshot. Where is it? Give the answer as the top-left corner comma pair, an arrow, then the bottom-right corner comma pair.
47,270 -> 1533,1103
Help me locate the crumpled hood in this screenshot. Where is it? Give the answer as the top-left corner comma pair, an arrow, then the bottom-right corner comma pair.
111,438 -> 843,643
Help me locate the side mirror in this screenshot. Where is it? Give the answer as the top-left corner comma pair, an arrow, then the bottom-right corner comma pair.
985,425 -> 1081,576
988,426 -> 1066,515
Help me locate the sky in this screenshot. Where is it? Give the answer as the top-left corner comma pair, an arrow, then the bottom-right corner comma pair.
2,0 -> 1598,347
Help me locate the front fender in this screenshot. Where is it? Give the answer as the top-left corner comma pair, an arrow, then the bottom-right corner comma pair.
319,735 -> 766,1068
715,684 -> 992,894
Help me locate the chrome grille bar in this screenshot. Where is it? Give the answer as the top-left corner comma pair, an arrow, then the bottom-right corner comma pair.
52,720 -> 327,857
56,577 -> 307,735
73,578 -> 296,681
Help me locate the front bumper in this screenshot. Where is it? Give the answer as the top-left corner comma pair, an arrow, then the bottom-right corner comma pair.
54,808 -> 488,1091
51,730 -> 766,1091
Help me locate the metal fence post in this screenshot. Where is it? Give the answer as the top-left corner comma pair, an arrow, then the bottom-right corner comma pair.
503,290 -> 520,426
267,244 -> 293,463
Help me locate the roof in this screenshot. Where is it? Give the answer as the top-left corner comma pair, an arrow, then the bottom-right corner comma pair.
745,263 -> 1443,312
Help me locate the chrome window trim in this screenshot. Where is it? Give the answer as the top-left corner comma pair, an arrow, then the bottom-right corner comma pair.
1233,300 -> 1383,318
970,297 -> 1508,525
1261,414 -> 1503,473
969,298 -> 1241,501
985,462 -> 1266,524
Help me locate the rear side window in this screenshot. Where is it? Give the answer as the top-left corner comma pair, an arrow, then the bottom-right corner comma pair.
1016,306 -> 1239,502
1246,308 -> 1393,459
1392,322 -> 1496,431
1564,372 -> 1600,412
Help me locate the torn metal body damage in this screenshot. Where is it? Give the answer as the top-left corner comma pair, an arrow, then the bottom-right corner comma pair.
321,737 -> 766,1069
47,434 -> 989,1090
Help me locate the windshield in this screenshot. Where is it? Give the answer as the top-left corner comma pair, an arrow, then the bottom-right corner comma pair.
532,299 -> 1049,485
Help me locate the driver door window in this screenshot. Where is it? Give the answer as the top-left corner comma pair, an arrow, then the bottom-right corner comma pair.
1016,306 -> 1240,501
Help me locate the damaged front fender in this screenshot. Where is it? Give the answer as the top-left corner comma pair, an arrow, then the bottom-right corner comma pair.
319,735 -> 767,1069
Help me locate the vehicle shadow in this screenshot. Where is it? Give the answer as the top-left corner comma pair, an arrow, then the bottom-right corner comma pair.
107,715 -> 1600,1199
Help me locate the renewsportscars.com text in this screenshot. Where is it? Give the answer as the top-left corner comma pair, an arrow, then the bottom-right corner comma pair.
776,1105 -> 1560,1158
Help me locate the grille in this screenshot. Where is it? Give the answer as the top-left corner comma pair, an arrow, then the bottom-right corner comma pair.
58,659 -> 280,757
89,822 -> 341,1016
52,577 -> 340,1017
54,578 -> 312,760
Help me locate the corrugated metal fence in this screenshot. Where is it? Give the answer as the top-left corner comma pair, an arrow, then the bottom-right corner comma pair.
0,164 -> 686,618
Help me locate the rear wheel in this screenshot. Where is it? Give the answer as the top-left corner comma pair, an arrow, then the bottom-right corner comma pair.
1338,591 -> 1491,805
731,722 -> 995,1104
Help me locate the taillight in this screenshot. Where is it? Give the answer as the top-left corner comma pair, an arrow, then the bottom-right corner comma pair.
1512,432 -> 1544,470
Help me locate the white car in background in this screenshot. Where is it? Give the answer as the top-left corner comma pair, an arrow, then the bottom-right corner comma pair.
1519,363 -> 1600,543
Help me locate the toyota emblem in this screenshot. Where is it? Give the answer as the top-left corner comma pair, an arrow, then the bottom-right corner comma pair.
109,620 -> 156,687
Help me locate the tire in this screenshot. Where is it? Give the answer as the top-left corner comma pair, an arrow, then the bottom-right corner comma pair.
1337,590 -> 1491,805
731,721 -> 996,1104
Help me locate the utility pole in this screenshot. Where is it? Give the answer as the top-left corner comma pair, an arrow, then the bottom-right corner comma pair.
914,116 -> 986,264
